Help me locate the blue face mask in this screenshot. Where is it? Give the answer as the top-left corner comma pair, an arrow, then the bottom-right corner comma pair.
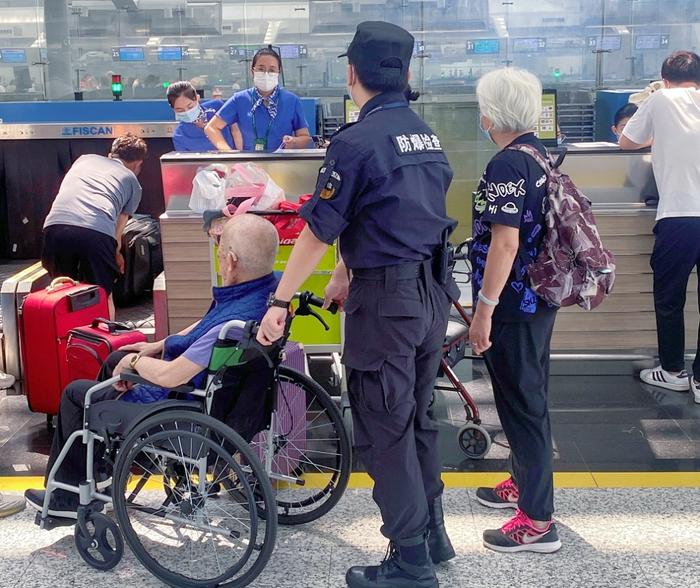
175,104 -> 202,123
479,121 -> 494,143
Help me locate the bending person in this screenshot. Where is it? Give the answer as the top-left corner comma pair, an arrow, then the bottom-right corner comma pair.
469,67 -> 561,554
205,48 -> 312,152
25,215 -> 280,519
41,134 -> 147,320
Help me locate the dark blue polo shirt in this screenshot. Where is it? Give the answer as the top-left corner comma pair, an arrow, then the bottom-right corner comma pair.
172,99 -> 234,152
300,92 -> 455,269
470,132 -> 555,321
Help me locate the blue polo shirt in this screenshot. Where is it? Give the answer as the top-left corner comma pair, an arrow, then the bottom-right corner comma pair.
216,88 -> 309,152
172,99 -> 234,152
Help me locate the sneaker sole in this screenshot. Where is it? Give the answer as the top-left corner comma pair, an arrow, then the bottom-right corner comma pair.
26,497 -> 78,520
483,538 -> 562,554
476,495 -> 518,510
639,374 -> 689,392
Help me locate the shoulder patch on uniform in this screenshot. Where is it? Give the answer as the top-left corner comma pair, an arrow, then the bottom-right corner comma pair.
315,164 -> 342,201
391,132 -> 443,155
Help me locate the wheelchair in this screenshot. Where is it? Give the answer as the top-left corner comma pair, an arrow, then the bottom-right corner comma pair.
35,292 -> 351,587
434,240 -> 493,459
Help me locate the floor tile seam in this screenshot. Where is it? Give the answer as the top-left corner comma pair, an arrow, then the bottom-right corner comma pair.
0,414 -> 33,453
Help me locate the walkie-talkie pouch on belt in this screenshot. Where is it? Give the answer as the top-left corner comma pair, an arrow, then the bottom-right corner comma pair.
434,229 -> 454,287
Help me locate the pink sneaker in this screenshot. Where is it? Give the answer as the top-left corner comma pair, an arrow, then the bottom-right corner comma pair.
475,477 -> 519,509
483,509 -> 562,553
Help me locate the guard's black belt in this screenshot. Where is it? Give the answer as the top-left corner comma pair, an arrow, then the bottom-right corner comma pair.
352,260 -> 430,280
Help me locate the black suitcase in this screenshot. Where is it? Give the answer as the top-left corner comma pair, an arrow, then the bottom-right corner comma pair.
113,215 -> 164,306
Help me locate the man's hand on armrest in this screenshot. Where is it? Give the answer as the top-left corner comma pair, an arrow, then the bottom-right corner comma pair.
114,353 -> 204,391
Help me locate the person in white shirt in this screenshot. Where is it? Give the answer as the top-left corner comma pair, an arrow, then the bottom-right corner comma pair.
620,50 -> 700,403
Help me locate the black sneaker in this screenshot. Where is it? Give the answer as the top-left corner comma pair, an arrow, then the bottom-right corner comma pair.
475,477 -> 519,510
483,509 -> 562,554
25,488 -> 80,520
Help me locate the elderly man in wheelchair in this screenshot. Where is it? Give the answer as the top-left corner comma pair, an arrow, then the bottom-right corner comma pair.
22,213 -> 351,588
26,214 -> 279,519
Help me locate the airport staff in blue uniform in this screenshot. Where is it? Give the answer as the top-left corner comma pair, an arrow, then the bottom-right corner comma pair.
167,81 -> 237,152
205,48 -> 313,152
257,21 -> 459,588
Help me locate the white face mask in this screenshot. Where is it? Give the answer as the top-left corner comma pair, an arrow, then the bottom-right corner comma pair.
175,104 -> 201,123
253,72 -> 279,93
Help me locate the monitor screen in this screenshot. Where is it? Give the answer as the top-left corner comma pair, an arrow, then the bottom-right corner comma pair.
0,49 -> 27,64
535,89 -> 558,147
467,39 -> 500,55
119,47 -> 145,62
513,38 -> 546,53
228,45 -> 256,59
159,47 -> 183,61
635,34 -> 661,50
279,45 -> 300,59
599,36 -> 622,51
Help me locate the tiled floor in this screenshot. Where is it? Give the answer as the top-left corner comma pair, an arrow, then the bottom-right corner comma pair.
0,487 -> 699,587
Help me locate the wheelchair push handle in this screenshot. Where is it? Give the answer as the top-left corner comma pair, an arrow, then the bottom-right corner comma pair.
293,291 -> 338,332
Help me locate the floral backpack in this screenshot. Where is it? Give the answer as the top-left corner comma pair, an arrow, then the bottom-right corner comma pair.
507,143 -> 616,311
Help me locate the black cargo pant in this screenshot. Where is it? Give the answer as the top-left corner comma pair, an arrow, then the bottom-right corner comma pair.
483,310 -> 557,521
343,261 -> 451,540
45,352 -> 127,487
651,218 -> 700,376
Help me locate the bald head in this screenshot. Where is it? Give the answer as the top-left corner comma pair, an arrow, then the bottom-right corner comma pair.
219,214 -> 279,284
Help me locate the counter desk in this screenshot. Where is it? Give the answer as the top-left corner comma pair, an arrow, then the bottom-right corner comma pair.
555,143 -> 696,352
157,145 -> 696,356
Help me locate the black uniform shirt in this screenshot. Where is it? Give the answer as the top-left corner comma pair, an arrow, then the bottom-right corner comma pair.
300,92 -> 456,269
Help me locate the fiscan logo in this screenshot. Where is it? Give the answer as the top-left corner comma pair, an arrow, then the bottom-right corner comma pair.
60,126 -> 114,137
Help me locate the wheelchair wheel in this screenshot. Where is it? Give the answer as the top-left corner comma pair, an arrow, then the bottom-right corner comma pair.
112,410 -> 277,588
250,366 -> 352,526
458,423 -> 492,459
74,511 -> 123,571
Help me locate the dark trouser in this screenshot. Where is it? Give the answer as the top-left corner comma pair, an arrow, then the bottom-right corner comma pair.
483,311 -> 557,522
41,224 -> 119,295
44,352 -> 127,487
343,261 -> 451,540
651,218 -> 700,376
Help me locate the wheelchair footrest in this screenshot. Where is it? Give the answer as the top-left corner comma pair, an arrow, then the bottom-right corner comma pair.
35,511 -> 77,531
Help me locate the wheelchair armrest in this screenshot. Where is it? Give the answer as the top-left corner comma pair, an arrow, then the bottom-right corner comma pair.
169,384 -> 195,395
120,370 -> 155,387
120,370 -> 195,395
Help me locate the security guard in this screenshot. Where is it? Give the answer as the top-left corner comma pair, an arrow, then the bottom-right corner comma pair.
257,21 -> 459,588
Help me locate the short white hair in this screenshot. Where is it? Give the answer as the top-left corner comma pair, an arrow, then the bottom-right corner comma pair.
220,214 -> 279,277
476,67 -> 543,133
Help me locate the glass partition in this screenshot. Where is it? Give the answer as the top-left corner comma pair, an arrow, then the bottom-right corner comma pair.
1,0 -> 697,236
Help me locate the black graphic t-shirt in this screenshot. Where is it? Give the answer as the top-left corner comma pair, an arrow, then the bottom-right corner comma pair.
470,133 -> 555,322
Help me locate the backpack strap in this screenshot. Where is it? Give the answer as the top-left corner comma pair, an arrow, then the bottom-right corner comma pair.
502,143 -> 559,277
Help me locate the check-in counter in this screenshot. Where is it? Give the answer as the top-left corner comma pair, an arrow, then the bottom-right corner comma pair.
554,143 -> 697,352
159,150 -> 341,352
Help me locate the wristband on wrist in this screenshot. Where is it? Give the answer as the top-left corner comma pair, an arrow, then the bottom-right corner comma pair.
478,291 -> 499,307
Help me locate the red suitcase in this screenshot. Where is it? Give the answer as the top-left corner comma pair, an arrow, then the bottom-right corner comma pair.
66,318 -> 147,382
19,277 -> 109,415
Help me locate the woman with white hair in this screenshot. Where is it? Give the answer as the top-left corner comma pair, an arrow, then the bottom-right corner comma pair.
468,67 -> 561,554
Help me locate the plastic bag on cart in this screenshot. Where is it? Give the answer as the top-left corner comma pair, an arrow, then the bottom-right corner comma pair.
189,165 -> 226,213
225,163 -> 285,212
268,195 -> 312,245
